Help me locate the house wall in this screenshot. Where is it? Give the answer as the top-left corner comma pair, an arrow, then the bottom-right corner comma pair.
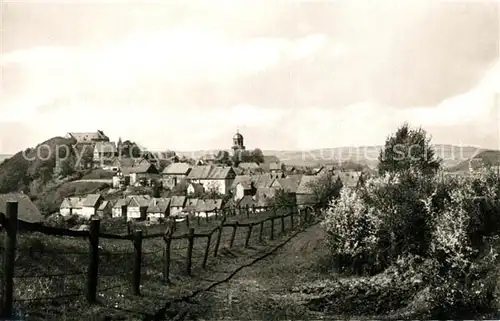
60,207 -> 83,216
127,207 -> 141,219
81,206 -> 97,219
191,179 -> 233,195
162,174 -> 186,189
147,212 -> 165,221
170,206 -> 184,216
235,184 -> 246,200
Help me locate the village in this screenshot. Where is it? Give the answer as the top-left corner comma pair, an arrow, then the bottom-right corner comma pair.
54,129 -> 365,223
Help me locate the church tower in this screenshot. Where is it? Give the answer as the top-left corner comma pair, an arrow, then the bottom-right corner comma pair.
231,129 -> 245,156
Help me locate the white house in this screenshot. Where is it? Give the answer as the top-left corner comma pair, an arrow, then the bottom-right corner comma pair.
162,163 -> 192,189
193,199 -> 223,218
112,198 -> 129,218
170,196 -> 186,217
146,197 -> 170,221
81,194 -> 103,219
187,165 -> 236,195
97,200 -> 113,218
126,195 -> 151,220
60,196 -> 85,216
187,182 -> 204,196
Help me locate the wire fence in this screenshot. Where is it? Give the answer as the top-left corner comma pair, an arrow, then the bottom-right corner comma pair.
0,201 -> 318,319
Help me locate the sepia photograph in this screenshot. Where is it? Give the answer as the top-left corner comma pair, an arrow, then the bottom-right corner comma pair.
0,0 -> 499,320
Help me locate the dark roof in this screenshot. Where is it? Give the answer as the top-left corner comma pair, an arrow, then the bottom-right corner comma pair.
60,196 -> 84,209
237,195 -> 256,208
274,175 -> 302,193
296,175 -> 318,194
162,163 -> 191,175
170,196 -> 186,208
82,194 -> 102,207
97,200 -> 111,211
0,193 -> 43,223
251,174 -> 274,188
239,162 -> 260,170
183,198 -> 199,212
121,162 -> 158,175
147,197 -> 170,213
126,195 -> 151,207
112,198 -> 129,208
187,165 -> 234,180
194,199 -> 223,212
231,175 -> 251,189
269,162 -> 282,171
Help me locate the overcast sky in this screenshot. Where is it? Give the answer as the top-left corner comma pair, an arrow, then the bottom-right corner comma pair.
0,1 -> 499,153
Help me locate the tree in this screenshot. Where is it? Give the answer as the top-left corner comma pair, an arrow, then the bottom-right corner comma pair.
306,172 -> 343,210
378,123 -> 441,176
121,140 -> 142,158
251,148 -> 265,164
170,179 -> 188,196
270,189 -> 296,210
215,150 -> 231,165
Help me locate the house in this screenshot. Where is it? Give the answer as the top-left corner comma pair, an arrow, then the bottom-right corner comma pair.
60,196 -> 84,216
269,162 -> 283,173
295,175 -> 319,207
237,195 -> 257,211
238,162 -> 262,174
93,141 -> 118,162
235,181 -> 255,201
66,130 -> 109,144
162,162 -> 192,189
198,154 -> 216,165
112,198 -> 129,218
81,194 -> 103,219
97,200 -> 113,218
120,162 -> 159,186
182,198 -> 199,215
187,165 -> 236,195
0,193 -> 44,223
337,171 -> 363,189
187,182 -> 204,196
270,175 -> 302,196
193,199 -> 223,217
170,196 -> 187,217
146,197 -> 171,221
126,195 -> 151,220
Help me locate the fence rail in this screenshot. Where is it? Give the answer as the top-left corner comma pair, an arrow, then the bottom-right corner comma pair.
0,201 -> 318,318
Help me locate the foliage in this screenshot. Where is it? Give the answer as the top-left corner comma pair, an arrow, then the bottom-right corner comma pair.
119,140 -> 142,158
170,179 -> 188,196
270,189 -> 296,210
321,168 -> 500,317
306,172 -> 343,210
231,148 -> 265,166
214,150 -> 231,165
378,123 -> 441,176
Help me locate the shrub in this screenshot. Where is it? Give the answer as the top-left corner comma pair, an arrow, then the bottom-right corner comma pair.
321,168 -> 500,317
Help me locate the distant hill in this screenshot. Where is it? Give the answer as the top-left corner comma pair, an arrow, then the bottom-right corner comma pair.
0,154 -> 13,164
447,149 -> 500,172
0,137 -> 77,194
263,144 -> 486,168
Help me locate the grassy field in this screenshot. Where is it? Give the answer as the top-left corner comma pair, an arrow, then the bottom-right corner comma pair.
0,208 -> 299,320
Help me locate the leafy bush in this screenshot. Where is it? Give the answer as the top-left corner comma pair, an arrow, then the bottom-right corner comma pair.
321,168 -> 500,317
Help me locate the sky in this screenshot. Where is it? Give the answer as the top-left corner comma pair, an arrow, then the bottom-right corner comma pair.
0,0 -> 499,153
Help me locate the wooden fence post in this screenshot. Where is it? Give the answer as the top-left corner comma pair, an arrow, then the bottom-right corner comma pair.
185,215 -> 190,229
252,205 -> 256,215
245,224 -> 253,248
132,230 -> 143,295
163,224 -> 173,284
230,222 -> 238,248
281,212 -> 285,234
205,211 -> 209,222
186,228 -> 195,276
214,208 -> 218,220
237,205 -> 241,216
246,205 -> 250,218
270,218 -> 275,241
202,234 -> 211,269
259,220 -> 264,242
197,213 -> 201,225
214,217 -> 226,257
86,217 -> 100,304
1,201 -> 18,318
290,205 -> 294,229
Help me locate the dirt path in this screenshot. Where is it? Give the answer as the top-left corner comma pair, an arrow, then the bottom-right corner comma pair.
167,223 -> 335,321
